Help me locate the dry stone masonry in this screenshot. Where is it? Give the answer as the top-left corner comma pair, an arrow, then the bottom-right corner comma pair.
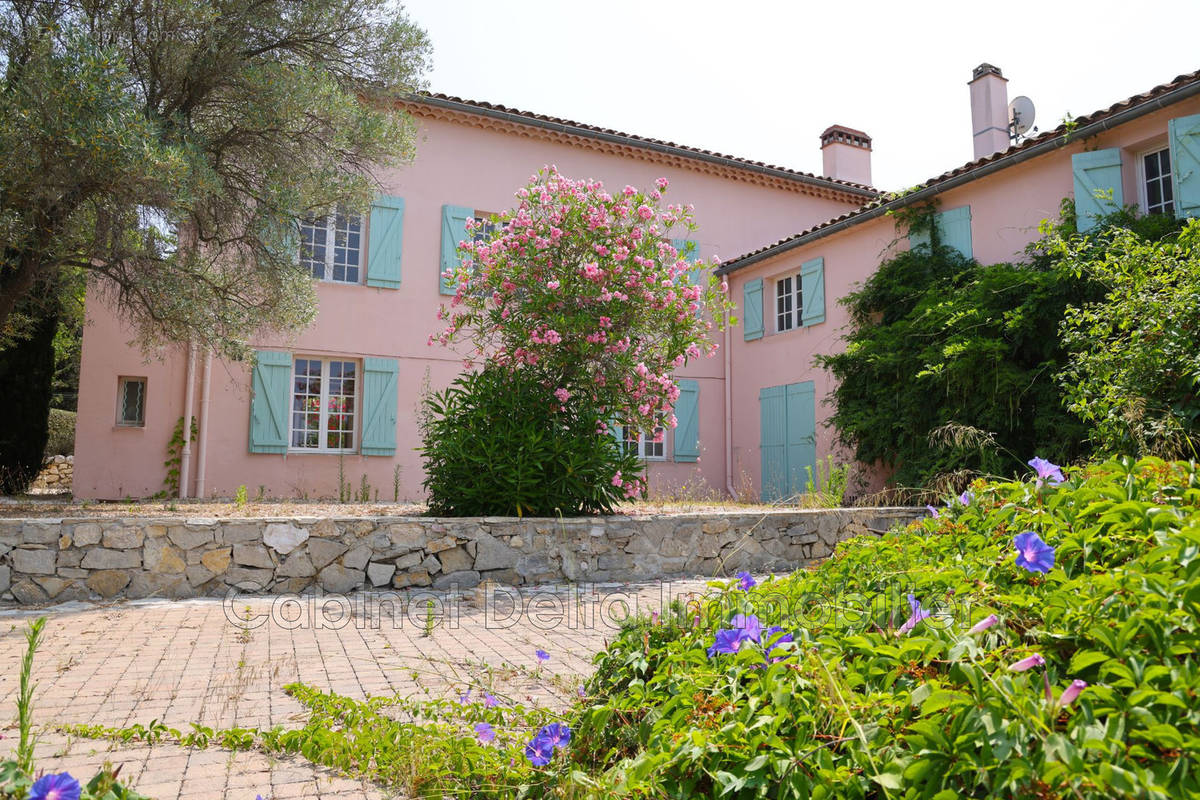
29,455 -> 73,493
0,509 -> 923,603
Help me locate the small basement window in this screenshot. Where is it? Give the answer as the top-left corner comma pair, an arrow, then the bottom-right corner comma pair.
1140,147 -> 1175,216
117,377 -> 146,427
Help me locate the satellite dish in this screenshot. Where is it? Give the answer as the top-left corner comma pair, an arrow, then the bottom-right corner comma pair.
1009,96 -> 1036,139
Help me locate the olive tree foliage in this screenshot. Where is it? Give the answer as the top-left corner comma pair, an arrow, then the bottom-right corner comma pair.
0,0 -> 431,356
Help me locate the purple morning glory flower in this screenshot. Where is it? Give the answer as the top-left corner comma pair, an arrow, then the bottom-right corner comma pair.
538,722 -> 571,750
525,722 -> 570,765
525,736 -> 552,766
535,649 -> 550,663
1014,531 -> 1056,574
958,490 -> 973,506
474,722 -> 496,744
926,505 -> 940,518
736,571 -> 757,591
1058,679 -> 1088,707
730,613 -> 762,644
28,773 -> 81,800
483,692 -> 498,708
896,594 -> 930,635
1008,653 -> 1046,672
458,688 -> 472,704
967,614 -> 998,634
763,626 -> 794,662
706,627 -> 744,657
1028,456 -> 1065,486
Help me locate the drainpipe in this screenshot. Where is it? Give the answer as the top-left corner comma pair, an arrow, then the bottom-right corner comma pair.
724,307 -> 736,500
194,350 -> 213,498
179,342 -> 197,499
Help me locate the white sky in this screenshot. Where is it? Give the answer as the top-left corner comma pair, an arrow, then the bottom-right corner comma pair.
399,0 -> 1200,190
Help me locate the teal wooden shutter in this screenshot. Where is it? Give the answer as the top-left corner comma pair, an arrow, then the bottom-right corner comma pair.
759,385 -> 786,501
248,350 -> 291,454
673,379 -> 700,462
940,206 -> 973,259
1169,113 -> 1200,219
361,357 -> 399,456
440,204 -> 472,295
908,225 -> 931,252
1072,149 -> 1124,232
366,195 -> 404,288
784,382 -> 817,496
800,257 -> 825,327
743,278 -> 764,341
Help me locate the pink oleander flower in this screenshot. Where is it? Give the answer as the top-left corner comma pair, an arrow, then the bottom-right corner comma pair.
655,177 -> 669,190
554,387 -> 570,403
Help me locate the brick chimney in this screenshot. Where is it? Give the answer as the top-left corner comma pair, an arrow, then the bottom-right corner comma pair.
969,63 -> 1010,160
820,125 -> 872,186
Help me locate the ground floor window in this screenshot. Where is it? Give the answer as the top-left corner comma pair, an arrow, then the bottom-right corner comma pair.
622,424 -> 666,461
291,357 -> 358,452
117,377 -> 146,427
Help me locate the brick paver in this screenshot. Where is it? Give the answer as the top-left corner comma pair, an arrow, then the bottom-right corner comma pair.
0,579 -> 713,799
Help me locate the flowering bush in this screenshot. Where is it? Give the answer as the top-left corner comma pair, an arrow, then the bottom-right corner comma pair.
573,457 -> 1200,797
426,167 -> 733,506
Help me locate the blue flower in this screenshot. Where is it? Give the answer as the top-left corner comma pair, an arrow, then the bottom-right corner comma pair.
1028,456 -> 1065,486
524,722 -> 570,766
458,688 -> 472,704
736,571 -> 756,591
28,773 -> 81,800
729,613 -> 762,644
1014,531 -> 1056,573
535,649 -> 550,663
474,722 -> 496,744
958,490 -> 973,506
926,505 -> 940,518
706,627 -> 743,657
897,594 -> 930,635
483,692 -> 498,708
763,625 -> 794,662
524,736 -> 552,766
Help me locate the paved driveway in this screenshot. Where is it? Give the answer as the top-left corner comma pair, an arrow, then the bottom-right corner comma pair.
0,579 -> 713,799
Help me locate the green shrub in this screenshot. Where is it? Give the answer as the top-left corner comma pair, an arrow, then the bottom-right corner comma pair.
574,457 -> 1200,798
420,365 -> 644,516
44,408 -> 75,456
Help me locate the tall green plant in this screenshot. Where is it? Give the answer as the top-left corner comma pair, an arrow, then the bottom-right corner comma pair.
16,617 -> 45,774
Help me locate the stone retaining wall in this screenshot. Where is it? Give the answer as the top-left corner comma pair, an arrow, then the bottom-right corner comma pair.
30,455 -> 73,493
0,508 -> 923,603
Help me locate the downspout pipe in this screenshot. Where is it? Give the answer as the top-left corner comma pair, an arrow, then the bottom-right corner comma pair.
718,77 -> 1200,275
194,350 -> 213,498
179,342 -> 197,499
724,308 -> 736,501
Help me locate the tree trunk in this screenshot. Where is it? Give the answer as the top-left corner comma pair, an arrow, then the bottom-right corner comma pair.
0,301 -> 59,494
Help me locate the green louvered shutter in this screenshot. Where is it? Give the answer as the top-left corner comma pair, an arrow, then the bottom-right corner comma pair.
366,195 -> 404,288
800,257 -> 825,327
440,204 -> 472,295
248,350 -> 291,454
1072,149 -> 1124,232
785,381 -> 817,496
940,206 -> 973,259
760,385 -> 786,501
1169,113 -> 1200,219
360,357 -> 399,456
743,278 -> 764,341
673,379 -> 700,462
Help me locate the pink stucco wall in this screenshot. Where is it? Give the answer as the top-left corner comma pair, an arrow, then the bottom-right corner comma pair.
74,110 -> 862,500
725,97 -> 1200,500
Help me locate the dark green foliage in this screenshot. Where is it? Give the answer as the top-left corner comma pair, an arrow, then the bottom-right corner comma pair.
817,205 -> 1183,487
420,366 -> 644,517
1058,218 -> 1200,458
0,301 -> 57,493
44,409 -> 76,457
574,458 -> 1200,798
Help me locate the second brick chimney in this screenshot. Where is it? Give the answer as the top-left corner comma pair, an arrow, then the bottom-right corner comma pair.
820,125 -> 872,187
969,63 -> 1010,160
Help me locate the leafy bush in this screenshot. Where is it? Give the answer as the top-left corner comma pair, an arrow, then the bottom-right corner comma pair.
573,457 -> 1200,798
421,365 -> 643,516
1059,218 -> 1200,458
44,408 -> 75,456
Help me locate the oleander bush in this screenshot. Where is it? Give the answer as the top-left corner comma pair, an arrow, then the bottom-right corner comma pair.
573,456 -> 1200,798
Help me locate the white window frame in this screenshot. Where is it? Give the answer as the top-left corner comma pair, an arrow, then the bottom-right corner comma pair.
116,376 -> 147,427
299,207 -> 364,284
1136,145 -> 1175,217
289,357 -> 361,454
774,272 -> 803,333
621,424 -> 666,461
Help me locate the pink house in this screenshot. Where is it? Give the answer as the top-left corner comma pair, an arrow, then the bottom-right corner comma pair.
73,94 -> 874,500
73,65 -> 1200,502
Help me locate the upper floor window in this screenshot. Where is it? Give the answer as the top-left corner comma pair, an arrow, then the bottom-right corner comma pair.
291,357 -> 358,452
621,424 -> 665,461
1141,148 -> 1175,216
117,377 -> 146,427
300,208 -> 363,284
775,273 -> 803,333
